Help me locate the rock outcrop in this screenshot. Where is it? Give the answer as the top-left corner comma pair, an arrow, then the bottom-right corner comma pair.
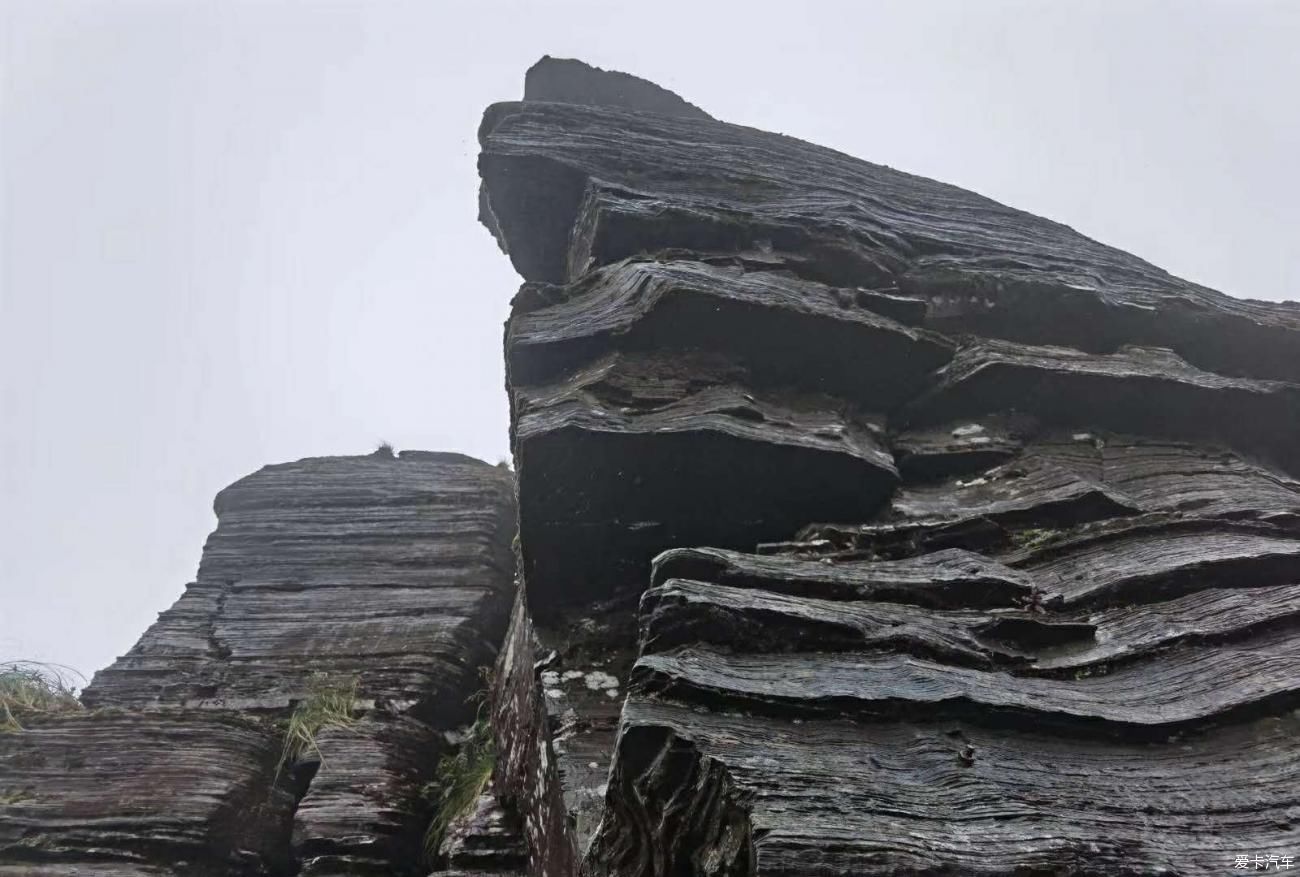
2,452 -> 517,876
5,55 -> 1299,877
481,57 -> 1300,876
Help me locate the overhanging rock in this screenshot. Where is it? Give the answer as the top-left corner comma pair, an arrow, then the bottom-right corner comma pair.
482,57 -> 1300,876
11,52 -> 1299,877
480,61 -> 1300,384
513,350 -> 898,615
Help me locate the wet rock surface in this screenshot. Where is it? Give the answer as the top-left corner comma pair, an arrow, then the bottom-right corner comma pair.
8,54 -> 1300,877
512,350 -> 898,615
2,452 -> 516,875
84,451 -> 516,717
0,712 -> 298,876
593,699 -> 1299,877
436,786 -> 528,876
481,63 -> 1300,384
483,57 -> 1300,875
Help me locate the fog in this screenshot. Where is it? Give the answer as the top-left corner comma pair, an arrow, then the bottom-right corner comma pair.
3,0 -> 1296,679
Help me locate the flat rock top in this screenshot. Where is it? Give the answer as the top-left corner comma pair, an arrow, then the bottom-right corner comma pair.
211,449 -> 505,514
83,450 -> 517,713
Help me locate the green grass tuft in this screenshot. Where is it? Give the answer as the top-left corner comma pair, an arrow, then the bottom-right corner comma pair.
0,662 -> 83,732
422,678 -> 496,865
1009,527 -> 1062,552
276,673 -> 359,775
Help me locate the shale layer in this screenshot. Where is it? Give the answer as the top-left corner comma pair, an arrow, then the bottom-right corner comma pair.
4,56 -> 1299,877
2,452 -> 518,876
483,57 -> 1300,877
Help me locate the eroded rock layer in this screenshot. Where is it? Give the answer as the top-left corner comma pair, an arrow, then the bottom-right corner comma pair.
0,712 -> 297,876
8,52 -> 1299,877
85,451 -> 515,717
482,57 -> 1300,876
3,452 -> 517,876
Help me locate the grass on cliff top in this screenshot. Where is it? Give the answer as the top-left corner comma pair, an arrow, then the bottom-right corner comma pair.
276,673 -> 359,774
0,661 -> 83,732
423,680 -> 496,865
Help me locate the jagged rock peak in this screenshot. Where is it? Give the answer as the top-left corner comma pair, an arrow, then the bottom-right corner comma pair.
523,55 -> 713,120
481,60 -> 1300,385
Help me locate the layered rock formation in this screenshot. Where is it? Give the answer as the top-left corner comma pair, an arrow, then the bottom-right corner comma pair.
1,452 -> 517,876
481,58 -> 1300,876
5,55 -> 1299,877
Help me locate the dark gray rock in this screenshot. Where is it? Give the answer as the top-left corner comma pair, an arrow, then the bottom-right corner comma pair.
85,452 -> 515,718
481,57 -> 1300,876
891,417 -> 1027,480
438,788 -> 527,873
294,715 -> 446,876
1010,519 -> 1300,608
784,516 -> 1013,560
479,90 -> 1300,384
1032,434 -> 1300,524
652,546 -> 1036,609
905,340 -> 1300,476
632,632 -> 1300,730
589,699 -> 1300,877
523,56 -> 711,120
507,257 -> 951,407
513,351 -> 898,615
489,591 -> 579,877
642,576 -> 1300,675
0,712 -> 297,876
30,452 -> 520,877
889,451 -> 1142,528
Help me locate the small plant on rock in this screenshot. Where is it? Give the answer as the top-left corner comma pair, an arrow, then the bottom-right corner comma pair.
277,673 -> 359,775
0,662 -> 83,732
1009,527 -> 1061,553
422,682 -> 496,864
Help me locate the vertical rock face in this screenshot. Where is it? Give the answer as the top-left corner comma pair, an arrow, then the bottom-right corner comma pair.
3,452 -> 516,876
481,58 -> 1300,875
85,451 -> 515,717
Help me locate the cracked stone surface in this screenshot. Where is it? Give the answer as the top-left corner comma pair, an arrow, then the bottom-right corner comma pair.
482,57 -> 1300,876
9,53 -> 1300,877
8,452 -> 516,876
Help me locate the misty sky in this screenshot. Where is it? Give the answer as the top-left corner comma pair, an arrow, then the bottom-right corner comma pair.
2,0 -> 1297,681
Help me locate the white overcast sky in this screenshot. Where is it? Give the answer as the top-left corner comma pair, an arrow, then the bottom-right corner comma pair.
2,0 -> 1297,680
